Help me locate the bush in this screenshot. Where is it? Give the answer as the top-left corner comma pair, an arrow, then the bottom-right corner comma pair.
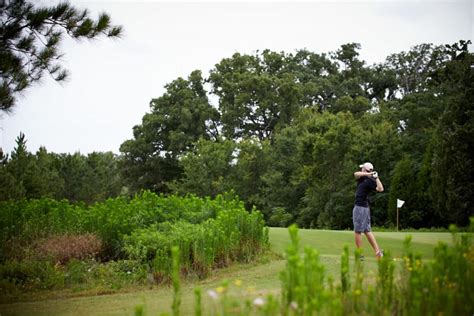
33,233 -> 102,264
124,206 -> 269,282
0,198 -> 82,261
0,191 -> 253,261
268,207 -> 293,227
0,192 -> 269,295
0,260 -> 64,295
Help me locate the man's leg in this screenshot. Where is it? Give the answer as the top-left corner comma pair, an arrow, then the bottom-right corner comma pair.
355,232 -> 363,248
364,231 -> 381,254
353,205 -> 363,248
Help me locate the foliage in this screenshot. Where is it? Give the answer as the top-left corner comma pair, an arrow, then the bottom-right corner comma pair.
208,50 -> 302,141
123,204 -> 268,281
0,192 -> 269,297
387,156 -> 418,228
431,40 -> 474,227
169,138 -> 236,198
0,260 -> 65,295
2,41 -> 473,230
0,0 -> 122,111
0,134 -> 123,203
119,70 -> 219,193
0,258 -> 148,302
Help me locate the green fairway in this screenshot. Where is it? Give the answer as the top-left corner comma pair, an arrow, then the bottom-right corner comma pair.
270,227 -> 453,259
0,228 -> 454,316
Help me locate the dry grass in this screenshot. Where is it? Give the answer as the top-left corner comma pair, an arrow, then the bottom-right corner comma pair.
33,233 -> 102,264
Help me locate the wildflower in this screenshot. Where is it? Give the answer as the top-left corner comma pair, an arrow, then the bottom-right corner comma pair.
207,289 -> 218,300
216,286 -> 226,293
234,279 -> 242,287
290,301 -> 298,310
253,297 -> 265,307
354,289 -> 362,296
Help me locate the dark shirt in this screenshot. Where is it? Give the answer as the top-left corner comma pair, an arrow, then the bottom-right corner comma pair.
355,176 -> 377,207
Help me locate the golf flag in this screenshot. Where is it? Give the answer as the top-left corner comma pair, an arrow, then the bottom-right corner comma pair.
397,199 -> 405,208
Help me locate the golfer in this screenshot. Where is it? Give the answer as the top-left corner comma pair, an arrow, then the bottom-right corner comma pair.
353,162 -> 384,260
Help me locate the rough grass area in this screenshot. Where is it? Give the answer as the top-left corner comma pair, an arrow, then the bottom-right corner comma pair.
0,228 -> 455,315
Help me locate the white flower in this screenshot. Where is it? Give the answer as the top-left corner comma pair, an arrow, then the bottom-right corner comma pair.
207,289 -> 219,300
290,301 -> 298,310
253,297 -> 265,307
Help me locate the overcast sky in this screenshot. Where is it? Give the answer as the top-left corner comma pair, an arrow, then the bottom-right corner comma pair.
1,0 -> 472,155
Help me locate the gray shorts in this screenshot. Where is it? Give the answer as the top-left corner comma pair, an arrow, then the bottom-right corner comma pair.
353,205 -> 371,233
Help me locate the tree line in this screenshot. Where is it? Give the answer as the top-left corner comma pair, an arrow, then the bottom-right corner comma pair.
1,41 -> 472,229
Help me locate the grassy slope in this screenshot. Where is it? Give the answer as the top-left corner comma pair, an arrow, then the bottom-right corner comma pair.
0,228 -> 453,316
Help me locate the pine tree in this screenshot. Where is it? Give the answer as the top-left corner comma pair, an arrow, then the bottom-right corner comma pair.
1,0 -> 122,111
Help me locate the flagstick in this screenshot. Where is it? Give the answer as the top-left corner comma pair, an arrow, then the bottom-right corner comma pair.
397,207 -> 399,231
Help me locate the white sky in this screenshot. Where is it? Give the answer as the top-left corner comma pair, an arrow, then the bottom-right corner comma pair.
1,0 -> 472,155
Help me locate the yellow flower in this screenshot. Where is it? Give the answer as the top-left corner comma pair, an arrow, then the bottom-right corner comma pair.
234,279 -> 242,287
216,286 -> 225,293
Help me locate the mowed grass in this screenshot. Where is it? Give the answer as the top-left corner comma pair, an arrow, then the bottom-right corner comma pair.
0,228 -> 454,316
270,227 -> 453,259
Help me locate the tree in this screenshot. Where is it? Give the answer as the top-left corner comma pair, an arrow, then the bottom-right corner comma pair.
229,138 -> 271,210
208,50 -> 301,141
56,152 -> 88,202
384,43 -> 449,97
5,132 -> 29,198
387,156 -> 420,228
1,0 -> 122,111
330,95 -> 371,117
0,133 -> 27,200
120,71 -> 218,193
169,138 -> 235,197
285,49 -> 338,111
259,125 -> 305,223
431,41 -> 474,226
26,146 -> 64,199
289,110 -> 366,228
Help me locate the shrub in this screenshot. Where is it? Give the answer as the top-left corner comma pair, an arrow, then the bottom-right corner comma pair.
124,206 -> 268,282
0,191 -> 250,261
33,233 -> 102,264
0,198 -> 82,261
0,260 -> 64,295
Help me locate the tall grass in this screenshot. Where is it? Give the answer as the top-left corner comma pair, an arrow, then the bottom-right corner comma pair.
123,206 -> 269,281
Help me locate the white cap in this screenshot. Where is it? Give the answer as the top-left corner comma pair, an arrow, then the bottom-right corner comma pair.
359,162 -> 374,171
